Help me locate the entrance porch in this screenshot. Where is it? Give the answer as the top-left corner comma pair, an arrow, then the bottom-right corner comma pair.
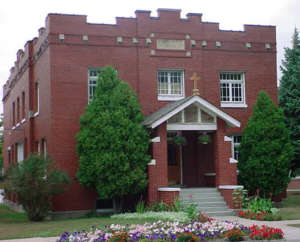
143,95 -> 242,208
167,130 -> 216,188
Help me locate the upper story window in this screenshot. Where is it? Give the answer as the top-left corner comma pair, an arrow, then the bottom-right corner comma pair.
17,97 -> 20,123
17,142 -> 24,163
220,72 -> 247,108
158,70 -> 184,101
22,92 -> 25,120
34,82 -> 40,114
88,69 -> 101,103
232,135 -> 242,161
12,102 -> 15,126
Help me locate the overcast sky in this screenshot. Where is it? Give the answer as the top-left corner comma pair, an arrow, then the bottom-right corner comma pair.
0,0 -> 299,113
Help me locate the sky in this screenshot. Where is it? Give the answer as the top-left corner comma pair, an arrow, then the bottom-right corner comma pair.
0,0 -> 299,113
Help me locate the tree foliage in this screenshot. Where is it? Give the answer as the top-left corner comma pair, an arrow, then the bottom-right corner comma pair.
0,114 -> 3,175
76,66 -> 150,202
238,91 -> 293,198
279,28 -> 300,172
4,154 -> 70,221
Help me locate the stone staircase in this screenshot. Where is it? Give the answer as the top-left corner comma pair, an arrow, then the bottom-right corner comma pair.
180,187 -> 234,217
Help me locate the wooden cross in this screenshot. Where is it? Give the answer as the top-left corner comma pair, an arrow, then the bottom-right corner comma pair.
190,72 -> 200,96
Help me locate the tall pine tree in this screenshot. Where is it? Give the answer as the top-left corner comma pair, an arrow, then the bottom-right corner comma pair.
238,92 -> 293,197
279,28 -> 300,173
76,66 -> 150,205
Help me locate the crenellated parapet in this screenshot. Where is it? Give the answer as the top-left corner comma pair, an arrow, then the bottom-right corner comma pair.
3,25 -> 49,101
3,9 -> 276,101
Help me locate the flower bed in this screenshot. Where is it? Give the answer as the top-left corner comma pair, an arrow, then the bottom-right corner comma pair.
238,210 -> 282,221
249,225 -> 284,240
58,220 -> 252,241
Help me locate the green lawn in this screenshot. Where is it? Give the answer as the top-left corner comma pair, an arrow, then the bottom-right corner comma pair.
279,191 -> 300,220
0,205 -> 156,240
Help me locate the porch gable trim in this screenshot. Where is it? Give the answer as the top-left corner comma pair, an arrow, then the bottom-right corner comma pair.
144,95 -> 240,129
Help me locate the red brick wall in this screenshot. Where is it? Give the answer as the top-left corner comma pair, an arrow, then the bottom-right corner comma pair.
148,123 -> 168,204
288,178 -> 300,190
3,9 -> 277,211
214,119 -> 237,187
159,190 -> 179,206
220,189 -> 235,209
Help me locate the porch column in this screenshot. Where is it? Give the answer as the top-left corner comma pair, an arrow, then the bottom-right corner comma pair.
214,118 -> 239,208
148,122 -> 168,204
214,118 -> 237,186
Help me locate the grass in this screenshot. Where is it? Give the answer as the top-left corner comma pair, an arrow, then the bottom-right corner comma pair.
0,205 -> 156,240
279,191 -> 300,220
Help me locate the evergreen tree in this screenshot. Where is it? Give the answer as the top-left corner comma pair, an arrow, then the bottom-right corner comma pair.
279,28 -> 300,173
238,92 -> 293,197
76,66 -> 150,205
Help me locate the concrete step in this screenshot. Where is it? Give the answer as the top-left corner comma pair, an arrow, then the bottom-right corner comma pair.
181,197 -> 225,203
182,201 -> 227,207
180,188 -> 218,194
179,187 -> 233,217
179,194 -> 223,201
196,206 -> 229,212
204,210 -> 235,217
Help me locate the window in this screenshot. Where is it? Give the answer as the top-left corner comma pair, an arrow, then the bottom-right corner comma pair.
12,102 -> 15,126
35,141 -> 40,154
17,142 -> 24,163
17,97 -> 20,123
22,92 -> 25,119
158,70 -> 184,100
42,138 -> 47,158
220,72 -> 247,107
35,82 -> 40,114
232,135 -> 242,161
88,69 -> 101,102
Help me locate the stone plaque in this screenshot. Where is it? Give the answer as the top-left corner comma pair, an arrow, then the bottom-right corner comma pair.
156,39 -> 185,50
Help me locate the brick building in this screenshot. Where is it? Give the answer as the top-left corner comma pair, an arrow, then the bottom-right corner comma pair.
2,9 -> 277,215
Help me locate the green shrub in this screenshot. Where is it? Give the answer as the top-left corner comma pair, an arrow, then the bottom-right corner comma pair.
232,188 -> 249,209
183,204 -> 197,220
4,154 -> 70,221
172,199 -> 182,212
146,201 -> 171,212
248,196 -> 273,214
136,201 -> 146,213
238,91 -> 293,197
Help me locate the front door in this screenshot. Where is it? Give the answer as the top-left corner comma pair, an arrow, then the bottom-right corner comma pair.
167,143 -> 182,186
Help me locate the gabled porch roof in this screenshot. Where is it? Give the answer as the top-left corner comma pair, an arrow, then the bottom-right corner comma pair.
142,95 -> 241,129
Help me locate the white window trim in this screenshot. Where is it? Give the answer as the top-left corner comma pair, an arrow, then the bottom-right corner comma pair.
221,103 -> 248,108
231,135 -> 241,162
88,68 -> 101,103
17,142 -> 24,164
36,82 -> 40,113
220,72 -> 247,107
157,69 -> 185,101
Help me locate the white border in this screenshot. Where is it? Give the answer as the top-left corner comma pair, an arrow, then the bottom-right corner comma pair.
148,159 -> 156,166
219,185 -> 243,189
204,173 -> 216,176
158,187 -> 181,192
229,158 -> 238,163
151,137 -> 160,143
221,103 -> 248,108
167,124 -> 216,131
